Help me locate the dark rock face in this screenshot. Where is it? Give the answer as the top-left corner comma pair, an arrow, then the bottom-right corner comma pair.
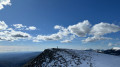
23,49 -> 56,67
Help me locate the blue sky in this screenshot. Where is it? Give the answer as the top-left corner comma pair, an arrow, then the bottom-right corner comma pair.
0,0 -> 120,52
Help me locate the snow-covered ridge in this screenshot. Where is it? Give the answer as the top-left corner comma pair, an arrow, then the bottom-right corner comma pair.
23,48 -> 120,67
112,47 -> 120,51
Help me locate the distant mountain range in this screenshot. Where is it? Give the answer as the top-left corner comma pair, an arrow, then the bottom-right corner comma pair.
23,48 -> 120,67
0,52 -> 41,67
84,47 -> 120,56
98,47 -> 120,56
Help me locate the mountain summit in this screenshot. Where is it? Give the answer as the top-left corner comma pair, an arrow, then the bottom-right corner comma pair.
23,48 -> 120,67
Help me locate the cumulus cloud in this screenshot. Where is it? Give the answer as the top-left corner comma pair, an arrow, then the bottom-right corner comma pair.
33,20 -> 120,43
10,31 -> 31,38
33,25 -> 71,42
33,23 -> 83,43
36,34 -> 62,41
0,21 -> 8,30
0,30 -> 31,41
90,22 -> 120,36
83,22 -> 120,42
68,20 -> 91,37
33,20 -> 92,43
0,21 -> 32,41
0,20 -> 120,43
13,24 -> 37,30
13,24 -> 26,29
33,29 -> 68,42
33,33 -> 75,43
82,36 -> 112,42
0,0 -> 11,10
26,26 -> 36,30
54,25 -> 63,29
60,35 -> 75,43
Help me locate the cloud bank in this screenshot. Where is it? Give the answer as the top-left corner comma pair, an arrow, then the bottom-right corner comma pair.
33,20 -> 120,43
0,20 -> 120,43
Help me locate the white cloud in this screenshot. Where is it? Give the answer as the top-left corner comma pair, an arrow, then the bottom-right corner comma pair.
0,21 -> 32,41
61,40 -> 71,43
60,35 -> 75,43
26,26 -> 36,30
35,34 -> 62,41
33,22 -> 81,43
10,30 -> 31,38
13,24 -> 26,29
0,0 -> 11,10
33,25 -> 70,42
108,43 -> 113,46
82,36 -> 112,42
54,25 -> 63,29
0,30 -> 31,41
33,20 -> 120,43
0,20 -> 120,43
13,24 -> 37,30
83,22 -> 120,42
68,20 -> 91,37
33,30 -> 75,43
33,39 -> 41,42
0,21 -> 8,30
108,43 -> 120,46
34,31 -> 67,41
90,22 -> 120,36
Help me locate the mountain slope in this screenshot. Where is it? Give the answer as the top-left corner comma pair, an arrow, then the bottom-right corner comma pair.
23,48 -> 120,67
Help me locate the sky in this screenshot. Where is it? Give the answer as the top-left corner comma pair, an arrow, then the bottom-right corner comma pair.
0,0 -> 120,52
